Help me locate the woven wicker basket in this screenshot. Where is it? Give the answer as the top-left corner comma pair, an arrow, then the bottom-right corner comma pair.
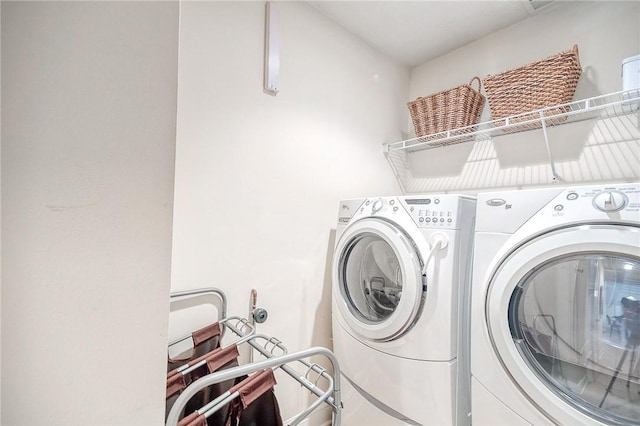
483,45 -> 581,129
407,77 -> 485,141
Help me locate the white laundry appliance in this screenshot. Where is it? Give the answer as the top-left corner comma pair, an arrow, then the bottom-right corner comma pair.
331,195 -> 476,425
471,183 -> 640,425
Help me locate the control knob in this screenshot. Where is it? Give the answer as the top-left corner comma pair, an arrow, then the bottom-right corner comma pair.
372,199 -> 384,213
592,190 -> 628,212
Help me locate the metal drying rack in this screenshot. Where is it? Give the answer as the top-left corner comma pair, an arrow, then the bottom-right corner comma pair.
166,287 -> 342,426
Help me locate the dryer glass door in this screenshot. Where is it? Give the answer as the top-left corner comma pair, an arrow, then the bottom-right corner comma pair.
487,224 -> 640,425
334,218 -> 424,341
510,253 -> 640,424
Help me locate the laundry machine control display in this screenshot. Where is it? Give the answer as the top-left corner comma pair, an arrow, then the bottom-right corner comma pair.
353,196 -> 471,231
555,185 -> 638,216
402,197 -> 461,229
477,185 -> 640,235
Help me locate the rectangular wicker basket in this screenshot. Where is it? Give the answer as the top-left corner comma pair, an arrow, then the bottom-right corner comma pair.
483,45 -> 582,129
407,77 -> 485,142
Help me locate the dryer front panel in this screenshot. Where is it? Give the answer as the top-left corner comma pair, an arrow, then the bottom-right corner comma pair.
486,225 -> 640,425
333,218 -> 425,342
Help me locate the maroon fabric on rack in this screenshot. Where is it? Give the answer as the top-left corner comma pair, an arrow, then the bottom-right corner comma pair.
169,344 -> 238,382
167,344 -> 242,426
225,370 -> 283,426
167,346 -> 219,420
166,342 -> 238,425
206,344 -> 239,375
234,390 -> 283,426
228,370 -> 275,405
204,356 -> 241,426
193,322 -> 222,346
168,322 -> 222,369
178,412 -> 208,426
167,373 -> 187,399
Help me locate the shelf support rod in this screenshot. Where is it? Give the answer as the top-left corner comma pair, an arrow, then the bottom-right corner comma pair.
539,111 -> 560,182
383,147 -> 407,194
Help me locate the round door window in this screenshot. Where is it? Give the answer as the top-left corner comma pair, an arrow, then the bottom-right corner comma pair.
333,218 -> 425,341
509,253 -> 640,424
340,232 -> 403,323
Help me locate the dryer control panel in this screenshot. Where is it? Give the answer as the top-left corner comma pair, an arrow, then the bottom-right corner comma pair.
477,183 -> 640,234
552,184 -> 640,220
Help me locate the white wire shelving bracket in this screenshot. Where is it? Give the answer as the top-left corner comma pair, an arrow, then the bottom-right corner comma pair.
383,90 -> 640,190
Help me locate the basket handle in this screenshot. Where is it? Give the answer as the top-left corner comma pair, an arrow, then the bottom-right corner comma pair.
469,76 -> 482,91
571,44 -> 581,70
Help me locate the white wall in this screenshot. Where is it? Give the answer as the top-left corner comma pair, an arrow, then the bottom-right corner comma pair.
170,1 -> 407,421
9,1 -> 633,424
1,2 -> 179,424
404,1 -> 640,193
0,2 -> 3,419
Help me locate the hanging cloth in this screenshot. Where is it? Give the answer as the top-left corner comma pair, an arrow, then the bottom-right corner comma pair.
166,321 -> 223,423
178,412 -> 208,426
168,322 -> 222,370
225,369 -> 283,426
166,344 -> 240,425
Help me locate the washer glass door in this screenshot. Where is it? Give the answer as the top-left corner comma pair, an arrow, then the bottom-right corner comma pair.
487,225 -> 640,425
343,232 -> 402,323
334,218 -> 424,341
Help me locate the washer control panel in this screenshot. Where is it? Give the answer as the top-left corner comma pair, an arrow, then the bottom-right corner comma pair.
400,196 -> 457,228
351,195 -> 473,230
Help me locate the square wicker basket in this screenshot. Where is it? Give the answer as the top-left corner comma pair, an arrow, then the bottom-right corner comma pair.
407,77 -> 485,142
483,45 -> 582,129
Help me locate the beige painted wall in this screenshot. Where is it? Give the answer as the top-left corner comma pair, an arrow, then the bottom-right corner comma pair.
1,2 -> 179,424
170,1 -> 407,421
404,1 -> 640,193
5,1 -> 636,424
1,2 -> 3,419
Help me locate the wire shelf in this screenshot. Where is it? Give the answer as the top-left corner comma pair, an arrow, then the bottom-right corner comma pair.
383,90 -> 640,194
384,90 -> 640,153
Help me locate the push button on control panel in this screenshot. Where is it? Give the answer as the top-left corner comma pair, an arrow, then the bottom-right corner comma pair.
566,192 -> 579,201
403,196 -> 456,227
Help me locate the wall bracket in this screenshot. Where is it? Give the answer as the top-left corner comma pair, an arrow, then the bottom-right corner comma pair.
263,2 -> 280,96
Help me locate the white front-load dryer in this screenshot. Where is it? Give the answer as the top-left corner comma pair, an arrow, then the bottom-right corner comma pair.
471,183 -> 640,425
332,195 -> 476,425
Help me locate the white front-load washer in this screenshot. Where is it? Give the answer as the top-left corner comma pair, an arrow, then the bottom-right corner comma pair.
471,183 -> 640,425
332,195 -> 476,425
